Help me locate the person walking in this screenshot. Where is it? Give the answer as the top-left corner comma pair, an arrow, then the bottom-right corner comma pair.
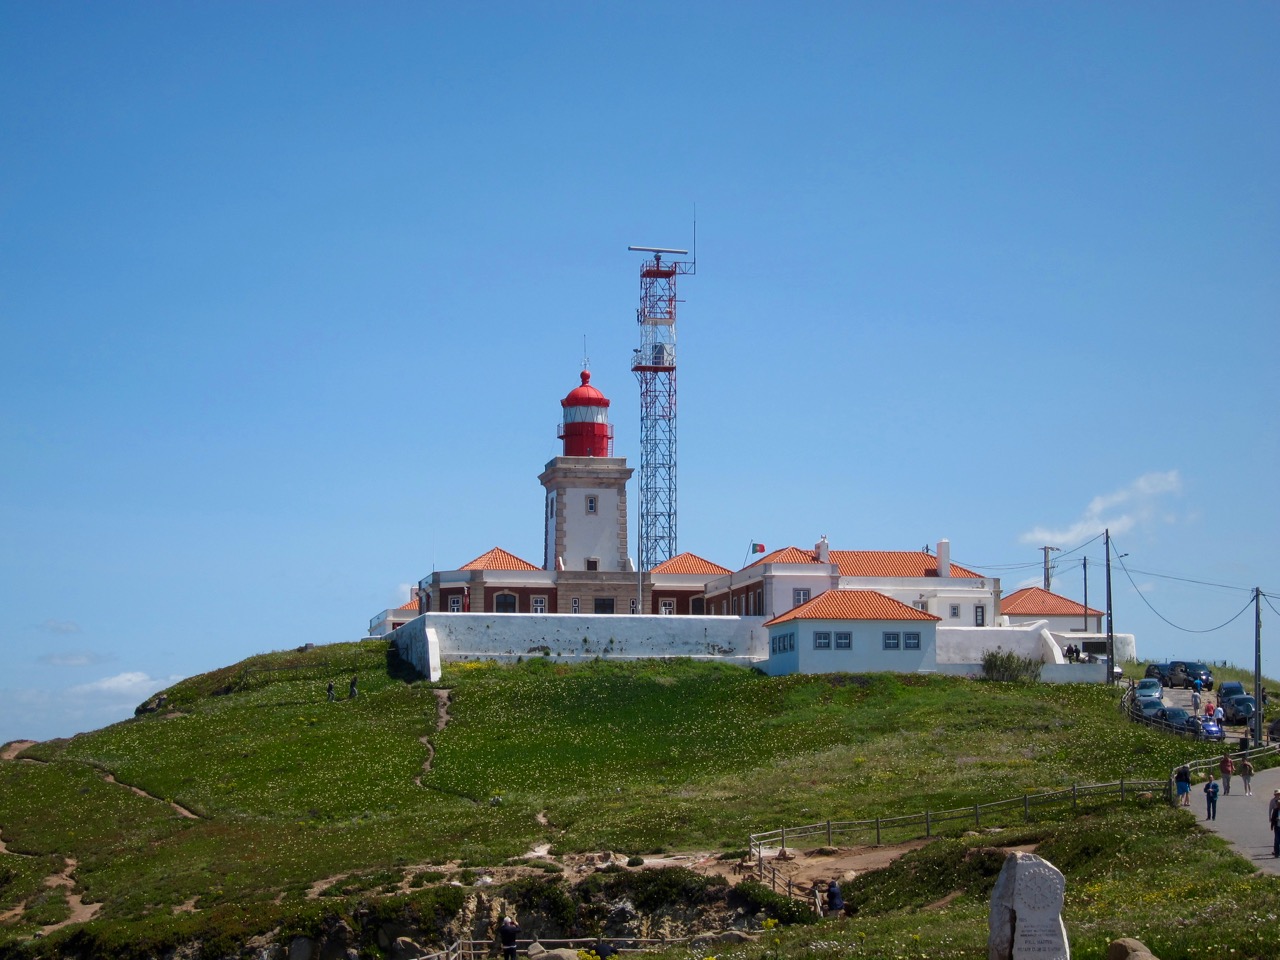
1191,689 -> 1201,714
1215,703 -> 1226,726
498,916 -> 520,960
326,680 -> 335,702
1219,754 -> 1235,796
1204,774 -> 1219,821
1174,764 -> 1192,807
1239,756 -> 1254,796
349,674 -> 358,700
1270,789 -> 1280,858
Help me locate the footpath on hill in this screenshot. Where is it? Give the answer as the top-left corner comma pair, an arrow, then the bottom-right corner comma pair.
1195,765 -> 1280,875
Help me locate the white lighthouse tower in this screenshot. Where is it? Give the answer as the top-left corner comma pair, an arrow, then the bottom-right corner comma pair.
539,369 -> 636,613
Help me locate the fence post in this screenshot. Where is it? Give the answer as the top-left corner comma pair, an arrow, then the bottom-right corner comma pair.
787,878 -> 793,899
975,803 -> 981,829
1120,777 -> 1125,802
875,817 -> 881,845
826,819 -> 832,846
1024,793 -> 1030,821
780,826 -> 786,857
1073,783 -> 1078,809
925,810 -> 931,837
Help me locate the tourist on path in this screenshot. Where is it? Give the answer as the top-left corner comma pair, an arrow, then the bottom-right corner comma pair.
1194,677 -> 1203,695
1240,757 -> 1255,797
1220,754 -> 1235,796
1204,775 -> 1220,821
1271,790 -> 1280,858
499,916 -> 520,960
327,681 -> 335,702
1191,689 -> 1201,714
1215,704 -> 1226,725
1175,765 -> 1192,807
826,879 -> 844,915
349,674 -> 358,699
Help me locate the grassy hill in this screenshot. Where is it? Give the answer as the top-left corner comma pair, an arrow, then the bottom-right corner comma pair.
1,641 -> 1277,958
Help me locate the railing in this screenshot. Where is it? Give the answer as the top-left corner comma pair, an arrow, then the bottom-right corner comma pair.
1168,741 -> 1280,805
748,778 -> 1167,882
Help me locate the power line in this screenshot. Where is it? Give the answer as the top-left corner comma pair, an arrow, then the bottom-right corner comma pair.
1112,541 -> 1255,634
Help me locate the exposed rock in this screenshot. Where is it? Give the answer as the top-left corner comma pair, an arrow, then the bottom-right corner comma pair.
527,942 -> 547,957
317,920 -> 355,960
287,937 -> 315,960
1107,939 -> 1159,960
392,937 -> 430,960
540,949 -> 580,960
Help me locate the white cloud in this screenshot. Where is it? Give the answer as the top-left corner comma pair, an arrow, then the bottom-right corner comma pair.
1020,470 -> 1182,546
37,619 -> 82,634
70,672 -> 181,699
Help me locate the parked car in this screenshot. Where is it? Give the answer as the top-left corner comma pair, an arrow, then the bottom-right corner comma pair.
1144,663 -> 1171,685
1189,716 -> 1226,741
1167,661 -> 1214,690
1133,698 -> 1166,720
1222,696 -> 1256,725
1217,681 -> 1246,702
1154,706 -> 1195,733
1134,677 -> 1164,701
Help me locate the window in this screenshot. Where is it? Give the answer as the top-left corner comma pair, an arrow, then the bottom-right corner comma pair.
594,597 -> 615,614
788,633 -> 795,651
756,590 -> 764,616
630,598 -> 637,614
585,558 -> 599,572
949,604 -> 960,619
732,596 -> 740,615
571,597 -> 580,614
793,588 -> 810,607
814,631 -> 832,649
883,632 -> 901,650
975,605 -> 986,627
835,632 -> 852,649
691,597 -> 704,615
532,596 -> 547,614
904,632 -> 921,650
449,595 -> 462,613
660,599 -> 675,615
495,593 -> 517,613
586,496 -> 597,514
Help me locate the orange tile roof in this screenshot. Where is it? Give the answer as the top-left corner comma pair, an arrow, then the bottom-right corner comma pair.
395,598 -> 420,611
650,552 -> 732,575
460,547 -> 541,572
832,550 -> 982,579
745,546 -> 981,578
765,590 -> 941,627
1001,586 -> 1102,618
747,546 -> 821,567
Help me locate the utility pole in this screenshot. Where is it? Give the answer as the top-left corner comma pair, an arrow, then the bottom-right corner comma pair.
1104,529 -> 1114,685
1254,587 -> 1263,746
1041,545 -> 1060,591
1082,557 -> 1089,633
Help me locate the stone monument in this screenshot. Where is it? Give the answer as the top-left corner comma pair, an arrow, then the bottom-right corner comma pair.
988,851 -> 1069,960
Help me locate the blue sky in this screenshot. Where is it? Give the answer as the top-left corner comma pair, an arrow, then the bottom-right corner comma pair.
2,2 -> 1277,743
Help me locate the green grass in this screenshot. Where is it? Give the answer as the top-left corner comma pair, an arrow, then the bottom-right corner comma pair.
2,644 -> 1277,957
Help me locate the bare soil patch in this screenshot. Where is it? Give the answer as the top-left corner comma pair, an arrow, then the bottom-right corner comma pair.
1,740 -> 37,761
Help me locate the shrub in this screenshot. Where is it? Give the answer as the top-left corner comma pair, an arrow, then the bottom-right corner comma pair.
730,878 -> 816,926
981,649 -> 1043,682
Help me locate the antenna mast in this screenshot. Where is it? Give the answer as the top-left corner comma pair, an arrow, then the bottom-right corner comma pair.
628,244 -> 694,573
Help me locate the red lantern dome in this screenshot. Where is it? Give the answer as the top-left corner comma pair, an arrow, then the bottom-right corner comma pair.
559,370 -> 613,457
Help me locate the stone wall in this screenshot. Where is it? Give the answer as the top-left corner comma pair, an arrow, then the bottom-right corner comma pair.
388,613 -> 768,671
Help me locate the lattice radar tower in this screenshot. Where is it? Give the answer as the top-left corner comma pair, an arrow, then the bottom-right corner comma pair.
628,245 -> 695,571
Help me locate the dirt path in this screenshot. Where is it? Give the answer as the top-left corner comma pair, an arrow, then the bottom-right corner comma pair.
101,772 -> 200,820
40,858 -> 102,932
415,689 -> 453,787
1,740 -> 37,761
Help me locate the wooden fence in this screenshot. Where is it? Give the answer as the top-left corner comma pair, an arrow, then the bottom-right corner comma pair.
414,938 -> 682,960
748,777 -> 1168,889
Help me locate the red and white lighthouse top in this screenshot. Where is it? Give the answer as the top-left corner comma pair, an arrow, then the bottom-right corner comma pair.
559,370 -> 613,456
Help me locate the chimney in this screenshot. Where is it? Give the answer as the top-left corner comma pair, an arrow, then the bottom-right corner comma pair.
936,539 -> 951,578
815,535 -> 829,563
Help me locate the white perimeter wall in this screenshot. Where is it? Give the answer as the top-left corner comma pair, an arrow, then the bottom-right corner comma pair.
389,613 -> 768,671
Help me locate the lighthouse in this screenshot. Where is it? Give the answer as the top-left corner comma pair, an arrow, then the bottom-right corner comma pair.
539,370 -> 636,612
558,370 -> 613,457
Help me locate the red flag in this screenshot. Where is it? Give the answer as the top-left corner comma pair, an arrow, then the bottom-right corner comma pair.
750,542 -> 767,554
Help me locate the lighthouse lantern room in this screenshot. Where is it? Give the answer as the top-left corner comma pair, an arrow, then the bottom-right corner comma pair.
558,370 -> 613,457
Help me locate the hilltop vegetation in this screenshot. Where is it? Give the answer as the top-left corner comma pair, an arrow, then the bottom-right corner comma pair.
1,642 -> 1277,958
